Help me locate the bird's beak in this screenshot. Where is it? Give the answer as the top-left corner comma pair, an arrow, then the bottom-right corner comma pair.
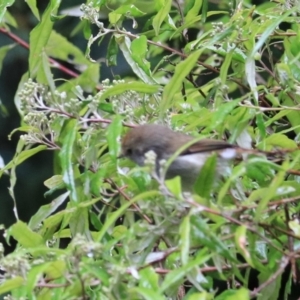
117,152 -> 124,159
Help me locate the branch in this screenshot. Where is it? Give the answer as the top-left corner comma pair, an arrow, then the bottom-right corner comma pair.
250,256 -> 289,298
0,28 -> 80,78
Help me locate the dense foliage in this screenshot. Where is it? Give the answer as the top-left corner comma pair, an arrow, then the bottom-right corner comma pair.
1,0 -> 300,299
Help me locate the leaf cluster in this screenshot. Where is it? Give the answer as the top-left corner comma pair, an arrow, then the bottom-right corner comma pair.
1,0 -> 300,299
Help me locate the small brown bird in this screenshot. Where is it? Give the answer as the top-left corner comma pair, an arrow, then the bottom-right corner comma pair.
120,124 -> 242,189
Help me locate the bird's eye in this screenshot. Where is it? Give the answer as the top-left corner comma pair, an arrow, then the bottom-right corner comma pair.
126,148 -> 132,156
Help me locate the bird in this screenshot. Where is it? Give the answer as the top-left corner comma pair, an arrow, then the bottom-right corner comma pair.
120,124 -> 243,190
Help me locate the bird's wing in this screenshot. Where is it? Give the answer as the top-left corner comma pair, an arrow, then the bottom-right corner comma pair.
183,139 -> 236,154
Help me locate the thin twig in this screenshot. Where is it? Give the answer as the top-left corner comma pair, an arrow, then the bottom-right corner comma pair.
0,28 -> 80,78
105,178 -> 153,224
284,204 -> 298,283
250,256 -> 289,298
186,198 -> 285,254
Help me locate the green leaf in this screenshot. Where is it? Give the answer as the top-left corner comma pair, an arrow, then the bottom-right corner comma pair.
179,215 -> 190,265
57,63 -> 99,93
160,49 -> 203,116
133,287 -> 165,300
255,163 -> 287,221
171,15 -> 201,39
44,174 -> 64,190
2,10 -> 18,27
14,72 -> 30,116
139,267 -> 160,291
40,51 -> 55,90
187,292 -> 214,300
106,115 -> 123,163
152,0 -> 172,36
27,262 -> 58,294
256,112 -> 266,139
46,30 -> 91,65
108,4 -> 145,25
193,153 -> 217,198
201,0 -> 208,23
114,4 -> 146,17
0,44 -> 15,76
206,44 -> 246,63
29,0 -> 62,77
220,49 -> 233,85
262,133 -> 298,150
245,161 -> 274,183
289,220 -> 300,237
108,11 -> 122,25
96,190 -> 160,242
251,9 -> 295,57
59,119 -> 78,202
98,102 -> 114,113
0,145 -> 47,178
9,221 -> 44,247
183,0 -> 196,15
185,0 -> 203,23
280,93 -> 300,132
165,176 -> 182,197
0,276 -> 24,295
191,216 -> 237,262
207,98 -> 240,132
116,35 -> 157,84
99,81 -> 160,100
69,207 -> 90,237
107,36 -> 118,66
25,0 -> 40,20
172,11 -> 228,41
215,288 -> 250,300
29,191 -> 70,230
131,35 -> 151,76
159,250 -> 211,293
257,271 -> 281,300
0,0 -> 14,23
44,211 -> 70,237
111,225 -> 127,239
235,225 -> 254,267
